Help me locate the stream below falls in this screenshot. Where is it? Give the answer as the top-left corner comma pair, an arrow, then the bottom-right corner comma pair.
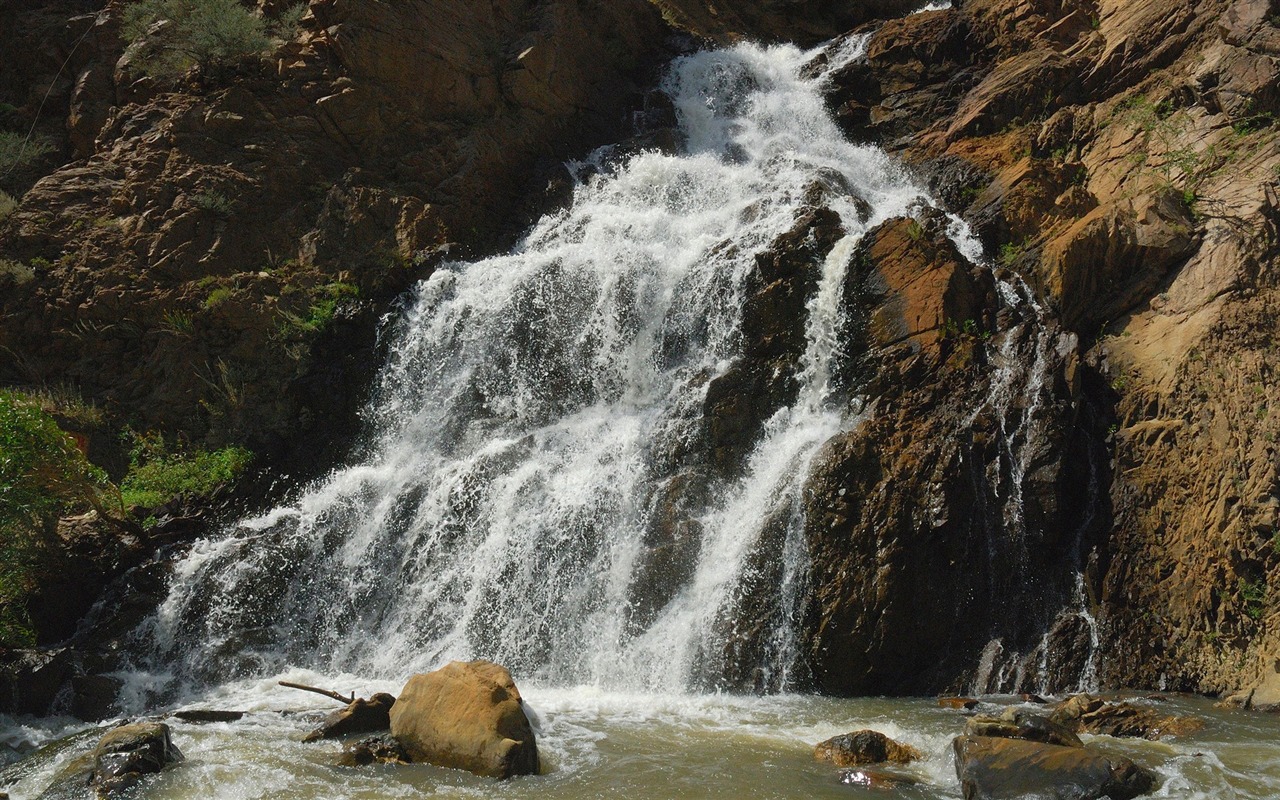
3,681 -> 1280,798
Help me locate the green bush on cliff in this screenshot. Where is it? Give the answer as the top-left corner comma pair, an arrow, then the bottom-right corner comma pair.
0,132 -> 54,176
119,430 -> 252,510
0,391 -> 109,647
122,0 -> 271,80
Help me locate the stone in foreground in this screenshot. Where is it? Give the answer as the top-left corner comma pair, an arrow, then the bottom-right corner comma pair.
814,729 -> 920,767
953,735 -> 1156,800
389,660 -> 538,778
304,692 -> 396,742
93,722 -> 184,794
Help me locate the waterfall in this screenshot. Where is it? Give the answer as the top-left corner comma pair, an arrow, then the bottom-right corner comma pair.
130,37 -> 985,700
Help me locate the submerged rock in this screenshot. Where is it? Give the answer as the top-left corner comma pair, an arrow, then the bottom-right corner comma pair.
338,734 -> 409,767
389,661 -> 538,778
839,767 -> 920,790
813,729 -> 920,767
952,735 -> 1156,800
303,693 -> 396,742
939,697 -> 981,710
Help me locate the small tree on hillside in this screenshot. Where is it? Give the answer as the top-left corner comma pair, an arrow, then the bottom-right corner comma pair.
122,0 -> 272,81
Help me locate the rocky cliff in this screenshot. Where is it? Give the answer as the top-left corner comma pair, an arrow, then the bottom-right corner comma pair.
1,0 -> 1278,709
810,0 -> 1280,698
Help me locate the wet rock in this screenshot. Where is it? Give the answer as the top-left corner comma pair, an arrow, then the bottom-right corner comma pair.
939,697 -> 981,710
303,693 -> 396,742
953,735 -> 1156,800
814,730 -> 921,767
964,708 -> 1083,748
1050,695 -> 1204,740
703,204 -> 843,474
847,211 -> 996,352
389,660 -> 538,778
839,768 -> 919,790
338,734 -> 409,767
171,710 -> 244,723
92,722 -> 184,795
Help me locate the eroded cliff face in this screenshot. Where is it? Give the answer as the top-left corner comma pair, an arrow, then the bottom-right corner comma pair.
0,0 -> 674,471
810,0 -> 1280,697
2,0 -> 1278,707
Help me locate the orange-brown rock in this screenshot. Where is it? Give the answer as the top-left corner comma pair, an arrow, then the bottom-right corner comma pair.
850,211 -> 993,351
1050,695 -> 1204,740
817,0 -> 1280,699
389,661 -> 539,779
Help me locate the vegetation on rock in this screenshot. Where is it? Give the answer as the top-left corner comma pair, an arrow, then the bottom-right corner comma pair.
121,0 -> 273,80
119,430 -> 252,511
0,391 -> 110,646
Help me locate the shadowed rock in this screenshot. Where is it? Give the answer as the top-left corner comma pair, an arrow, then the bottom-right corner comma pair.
814,730 -> 920,767
953,734 -> 1156,800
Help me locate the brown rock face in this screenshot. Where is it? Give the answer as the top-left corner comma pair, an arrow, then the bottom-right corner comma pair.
389,661 -> 539,779
816,0 -> 1280,698
0,0 -> 673,473
952,735 -> 1156,800
802,213 -> 1095,694
813,729 -> 921,767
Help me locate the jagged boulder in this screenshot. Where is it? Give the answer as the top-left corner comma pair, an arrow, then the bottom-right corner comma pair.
91,722 -> 185,795
846,211 -> 995,352
813,729 -> 921,767
1050,695 -> 1204,740
952,735 -> 1156,800
389,661 -> 538,779
303,692 -> 396,742
965,708 -> 1083,748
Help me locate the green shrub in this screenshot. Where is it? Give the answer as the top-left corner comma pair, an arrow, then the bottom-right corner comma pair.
119,431 -> 251,509
279,281 -> 359,336
203,286 -> 233,309
122,0 -> 271,80
0,132 -> 54,176
0,391 -> 109,646
193,189 -> 233,215
0,189 -> 17,220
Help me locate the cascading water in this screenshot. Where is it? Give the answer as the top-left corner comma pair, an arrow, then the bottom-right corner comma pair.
7,14 -> 1279,800
128,35 -> 979,701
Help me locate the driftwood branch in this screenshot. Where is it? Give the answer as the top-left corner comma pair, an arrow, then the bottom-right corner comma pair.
277,681 -> 355,705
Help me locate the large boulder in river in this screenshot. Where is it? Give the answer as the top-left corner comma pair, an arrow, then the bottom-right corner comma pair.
952,735 -> 1156,800
814,729 -> 920,767
389,661 -> 539,778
